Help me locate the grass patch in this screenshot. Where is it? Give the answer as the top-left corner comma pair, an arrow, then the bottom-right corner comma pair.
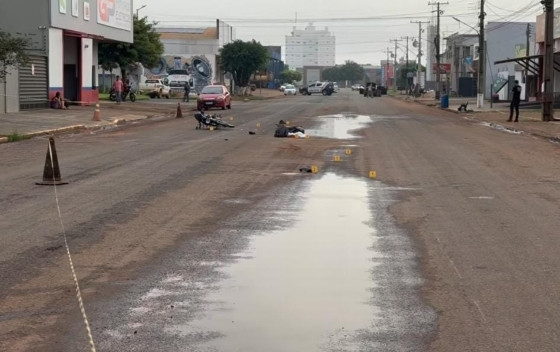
5,131 -> 31,142
98,93 -> 150,101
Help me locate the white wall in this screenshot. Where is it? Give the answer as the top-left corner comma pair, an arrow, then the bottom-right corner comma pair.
81,38 -> 93,88
48,28 -> 64,89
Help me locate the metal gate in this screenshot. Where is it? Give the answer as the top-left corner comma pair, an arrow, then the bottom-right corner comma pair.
19,55 -> 48,110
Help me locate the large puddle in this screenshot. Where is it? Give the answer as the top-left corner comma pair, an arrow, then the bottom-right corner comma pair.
306,114 -> 373,139
100,173 -> 434,351
169,174 -> 377,351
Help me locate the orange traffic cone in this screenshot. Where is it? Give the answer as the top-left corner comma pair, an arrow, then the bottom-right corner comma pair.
36,137 -> 69,185
92,104 -> 102,121
176,103 -> 183,118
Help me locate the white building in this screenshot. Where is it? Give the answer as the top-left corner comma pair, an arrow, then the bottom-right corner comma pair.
285,24 -> 335,69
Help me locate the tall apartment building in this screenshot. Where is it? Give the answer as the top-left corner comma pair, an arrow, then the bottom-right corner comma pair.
285,24 -> 335,69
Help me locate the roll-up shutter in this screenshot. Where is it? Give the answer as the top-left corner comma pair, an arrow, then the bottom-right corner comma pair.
19,55 -> 48,110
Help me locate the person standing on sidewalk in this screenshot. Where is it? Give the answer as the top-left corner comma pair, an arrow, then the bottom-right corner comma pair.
183,81 -> 191,102
508,80 -> 522,122
113,76 -> 123,104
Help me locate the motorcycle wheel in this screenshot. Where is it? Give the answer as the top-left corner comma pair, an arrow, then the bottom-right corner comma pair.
130,93 -> 136,102
109,94 -> 116,101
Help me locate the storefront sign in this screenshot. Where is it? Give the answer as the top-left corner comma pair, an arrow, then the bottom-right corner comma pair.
432,63 -> 451,74
59,0 -> 67,14
97,0 -> 132,31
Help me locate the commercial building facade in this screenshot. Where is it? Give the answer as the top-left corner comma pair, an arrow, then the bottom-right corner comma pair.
0,0 -> 133,113
285,24 -> 335,69
154,20 -> 235,92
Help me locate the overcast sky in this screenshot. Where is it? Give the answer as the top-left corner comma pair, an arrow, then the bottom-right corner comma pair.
134,0 -> 542,65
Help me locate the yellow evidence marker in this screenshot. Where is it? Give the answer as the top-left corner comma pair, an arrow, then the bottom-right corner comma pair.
209,126 -> 215,131
256,123 -> 261,128
333,155 -> 341,162
311,166 -> 319,173
229,117 -> 234,121
369,171 -> 377,179
345,149 -> 352,155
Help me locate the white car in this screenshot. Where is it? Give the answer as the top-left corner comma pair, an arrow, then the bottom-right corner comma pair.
284,84 -> 297,95
139,79 -> 171,99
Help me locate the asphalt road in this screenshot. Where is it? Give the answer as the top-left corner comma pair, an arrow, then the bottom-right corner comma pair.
1,89 -> 560,351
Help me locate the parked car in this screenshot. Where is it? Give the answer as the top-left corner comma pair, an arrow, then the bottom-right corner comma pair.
279,85 -> 286,92
197,85 -> 232,110
139,79 -> 171,99
284,84 -> 297,95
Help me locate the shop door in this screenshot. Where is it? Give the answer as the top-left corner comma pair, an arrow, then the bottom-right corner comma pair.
64,65 -> 78,103
19,55 -> 48,110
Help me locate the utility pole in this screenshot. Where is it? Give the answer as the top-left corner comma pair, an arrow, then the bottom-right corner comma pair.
384,48 -> 390,87
429,1 -> 449,100
543,0 -> 554,121
412,20 -> 430,96
477,0 -> 486,108
525,22 -> 531,101
402,36 -> 411,92
390,39 -> 402,89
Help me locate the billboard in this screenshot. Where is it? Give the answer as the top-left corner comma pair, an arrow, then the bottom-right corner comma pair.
432,63 -> 451,74
536,10 -> 560,42
98,0 -> 132,31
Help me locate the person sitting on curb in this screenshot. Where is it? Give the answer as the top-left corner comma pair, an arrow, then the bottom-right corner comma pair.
50,92 -> 68,109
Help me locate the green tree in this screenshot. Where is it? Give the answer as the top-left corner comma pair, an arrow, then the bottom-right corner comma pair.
98,16 -> 163,80
0,31 -> 30,80
321,61 -> 364,83
321,66 -> 341,82
279,69 -> 302,84
220,40 -> 268,95
339,60 -> 364,82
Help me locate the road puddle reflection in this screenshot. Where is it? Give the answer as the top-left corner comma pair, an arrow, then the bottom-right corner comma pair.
306,114 -> 372,139
101,174 -> 434,351
169,173 -> 376,351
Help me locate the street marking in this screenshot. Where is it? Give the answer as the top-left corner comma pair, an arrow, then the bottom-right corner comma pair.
468,196 -> 494,200
473,300 -> 488,323
449,258 -> 463,279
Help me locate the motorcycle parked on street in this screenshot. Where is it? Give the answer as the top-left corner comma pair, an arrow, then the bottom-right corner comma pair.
109,87 -> 136,102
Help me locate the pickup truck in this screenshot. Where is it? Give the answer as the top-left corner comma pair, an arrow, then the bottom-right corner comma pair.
139,79 -> 171,99
299,82 -> 329,95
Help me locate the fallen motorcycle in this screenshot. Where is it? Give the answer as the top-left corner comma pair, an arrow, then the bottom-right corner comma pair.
194,111 -> 235,129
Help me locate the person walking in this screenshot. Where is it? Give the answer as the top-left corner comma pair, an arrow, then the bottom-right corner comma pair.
508,80 -> 522,122
113,76 -> 123,104
183,81 -> 191,102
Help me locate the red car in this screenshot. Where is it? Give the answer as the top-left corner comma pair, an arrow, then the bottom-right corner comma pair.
197,85 -> 232,110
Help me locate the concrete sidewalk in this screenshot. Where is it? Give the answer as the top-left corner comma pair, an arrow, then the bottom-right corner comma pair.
392,94 -> 560,143
0,100 -> 195,143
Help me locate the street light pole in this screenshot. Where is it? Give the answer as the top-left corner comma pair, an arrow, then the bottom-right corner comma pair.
452,16 -> 484,107
136,5 -> 147,18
